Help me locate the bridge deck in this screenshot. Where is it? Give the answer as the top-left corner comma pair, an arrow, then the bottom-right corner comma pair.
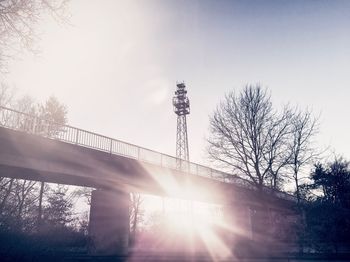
0,105 -> 296,208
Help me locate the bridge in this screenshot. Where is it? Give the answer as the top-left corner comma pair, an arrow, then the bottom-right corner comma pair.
0,105 -> 299,256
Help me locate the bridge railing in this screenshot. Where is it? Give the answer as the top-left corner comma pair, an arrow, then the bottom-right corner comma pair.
0,105 -> 296,202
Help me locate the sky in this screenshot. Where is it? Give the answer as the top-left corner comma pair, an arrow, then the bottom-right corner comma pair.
5,0 -> 350,166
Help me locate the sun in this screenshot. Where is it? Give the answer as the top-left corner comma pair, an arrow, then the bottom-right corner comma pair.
135,165 -> 234,258
138,194 -> 232,258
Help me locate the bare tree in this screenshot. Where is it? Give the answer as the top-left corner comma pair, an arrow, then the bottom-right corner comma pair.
14,180 -> 38,220
265,106 -> 294,189
74,186 -> 92,206
0,177 -> 14,214
0,0 -> 70,71
129,193 -> 144,244
0,178 -> 40,231
289,109 -> 319,204
0,83 -> 15,106
208,85 -> 293,192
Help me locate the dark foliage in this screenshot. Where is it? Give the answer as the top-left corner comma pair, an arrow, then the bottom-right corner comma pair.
0,227 -> 87,261
303,158 -> 350,252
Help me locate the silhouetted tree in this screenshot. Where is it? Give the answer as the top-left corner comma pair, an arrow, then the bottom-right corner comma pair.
208,85 -> 293,191
41,185 -> 74,229
0,178 -> 40,232
289,109 -> 319,204
304,158 -> 350,252
0,83 -> 15,106
129,193 -> 144,245
0,178 -> 17,228
35,95 -> 68,137
310,158 -> 350,207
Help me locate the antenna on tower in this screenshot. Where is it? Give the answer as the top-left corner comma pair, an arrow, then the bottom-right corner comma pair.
173,82 -> 190,170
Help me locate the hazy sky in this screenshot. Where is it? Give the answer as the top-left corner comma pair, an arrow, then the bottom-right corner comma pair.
5,0 -> 350,165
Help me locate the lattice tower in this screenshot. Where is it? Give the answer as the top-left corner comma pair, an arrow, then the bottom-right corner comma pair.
173,82 -> 190,169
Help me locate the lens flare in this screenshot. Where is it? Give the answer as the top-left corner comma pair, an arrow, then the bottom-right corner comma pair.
136,163 -> 254,258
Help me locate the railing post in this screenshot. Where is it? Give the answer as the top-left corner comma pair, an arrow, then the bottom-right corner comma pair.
109,139 -> 113,154
75,129 -> 79,144
137,147 -> 140,160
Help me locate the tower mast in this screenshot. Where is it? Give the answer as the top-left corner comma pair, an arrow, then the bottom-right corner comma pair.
173,82 -> 190,170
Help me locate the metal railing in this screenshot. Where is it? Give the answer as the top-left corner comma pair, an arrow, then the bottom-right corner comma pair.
0,105 -> 296,202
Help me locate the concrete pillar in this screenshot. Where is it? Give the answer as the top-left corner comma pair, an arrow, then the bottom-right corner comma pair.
224,203 -> 252,241
89,189 -> 129,255
250,207 -> 271,242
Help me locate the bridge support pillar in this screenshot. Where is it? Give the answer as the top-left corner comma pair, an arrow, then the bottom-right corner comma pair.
224,203 -> 252,242
89,189 -> 129,256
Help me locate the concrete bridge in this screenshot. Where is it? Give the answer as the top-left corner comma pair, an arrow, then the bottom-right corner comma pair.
0,105 -> 299,256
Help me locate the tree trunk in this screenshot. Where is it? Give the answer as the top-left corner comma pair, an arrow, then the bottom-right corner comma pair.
37,181 -> 44,230
295,176 -> 300,205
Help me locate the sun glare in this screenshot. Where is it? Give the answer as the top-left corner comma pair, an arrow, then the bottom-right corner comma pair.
139,194 -> 233,258
137,165 -> 235,257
